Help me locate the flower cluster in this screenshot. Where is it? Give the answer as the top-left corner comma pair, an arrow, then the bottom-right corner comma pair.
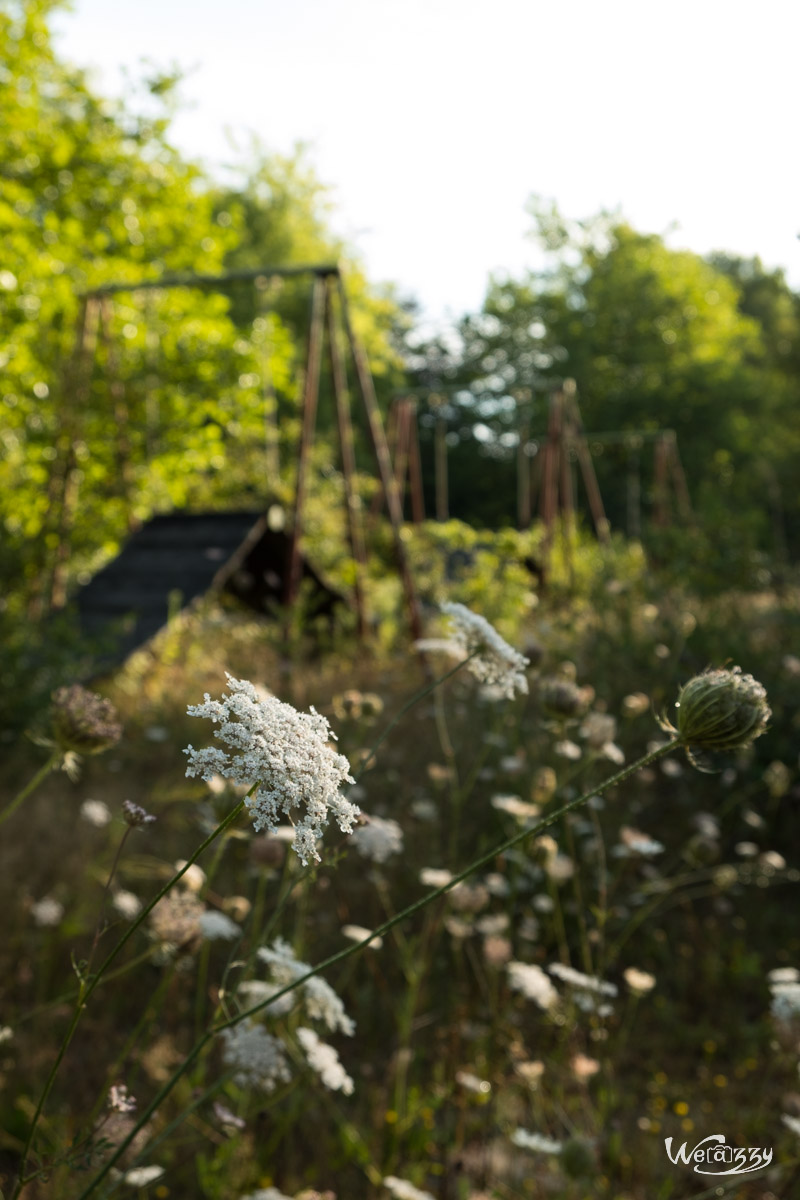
220,1021 -> 291,1093
440,603 -> 529,699
350,814 -> 404,863
257,939 -> 355,1035
507,961 -> 558,1010
184,675 -> 358,864
297,1027 -> 354,1094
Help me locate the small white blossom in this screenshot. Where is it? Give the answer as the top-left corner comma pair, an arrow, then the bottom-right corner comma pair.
507,961 -> 558,1010
440,603 -> 529,699
297,1026 -> 354,1094
80,799 -> 112,827
184,675 -> 358,865
240,1190 -> 293,1200
342,924 -> 383,949
782,1114 -> 800,1137
258,939 -> 355,1035
199,910 -> 242,941
383,1176 -> 436,1200
174,861 -> 206,893
771,980 -> 800,1023
419,867 -> 453,888
31,897 -> 64,927
768,967 -> 800,984
548,963 -> 618,997
624,967 -> 656,995
108,1084 -> 136,1113
221,1021 -> 291,1093
123,1165 -> 164,1186
350,814 -> 404,863
511,1128 -> 563,1154
113,890 -> 142,920
491,794 -> 540,822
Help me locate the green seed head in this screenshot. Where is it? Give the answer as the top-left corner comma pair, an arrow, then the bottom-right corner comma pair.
671,668 -> 770,752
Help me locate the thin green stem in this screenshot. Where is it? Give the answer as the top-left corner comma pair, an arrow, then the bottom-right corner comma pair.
77,738 -> 678,1198
0,752 -> 60,827
14,796 -> 247,1198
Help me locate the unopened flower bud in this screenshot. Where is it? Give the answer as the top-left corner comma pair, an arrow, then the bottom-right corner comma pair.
51,685 -> 121,756
123,800 -> 156,828
667,668 -> 770,752
538,678 -> 587,719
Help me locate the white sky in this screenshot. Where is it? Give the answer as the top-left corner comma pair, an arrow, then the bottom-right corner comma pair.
52,0 -> 800,324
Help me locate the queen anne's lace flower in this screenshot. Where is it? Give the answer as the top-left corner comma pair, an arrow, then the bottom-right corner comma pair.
507,961 -> 558,1009
511,1128 -> 563,1154
184,675 -> 358,864
257,939 -> 355,1035
548,962 -> 618,997
440,603 -> 529,699
199,910 -> 242,941
297,1027 -> 354,1094
221,1021 -> 291,1092
350,814 -> 404,863
383,1177 -> 436,1200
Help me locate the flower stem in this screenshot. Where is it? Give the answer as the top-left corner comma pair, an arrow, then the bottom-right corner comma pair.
77,738 -> 677,1198
13,796 -> 247,1198
0,752 -> 60,828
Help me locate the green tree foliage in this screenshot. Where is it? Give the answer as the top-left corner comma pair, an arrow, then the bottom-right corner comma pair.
409,201 -> 800,570
0,0 -> 406,625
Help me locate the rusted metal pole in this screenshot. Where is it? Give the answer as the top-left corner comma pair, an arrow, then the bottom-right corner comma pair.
564,383 -> 610,543
326,275 -> 368,638
47,296 -> 102,612
98,296 -> 138,533
432,394 -> 449,522
336,272 -> 423,641
284,274 -> 326,610
406,399 -> 426,524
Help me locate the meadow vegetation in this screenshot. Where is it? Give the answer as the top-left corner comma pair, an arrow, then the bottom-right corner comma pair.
2,4 -> 800,1198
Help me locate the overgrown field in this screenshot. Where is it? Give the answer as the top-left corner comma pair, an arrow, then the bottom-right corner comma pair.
1,554 -> 799,1200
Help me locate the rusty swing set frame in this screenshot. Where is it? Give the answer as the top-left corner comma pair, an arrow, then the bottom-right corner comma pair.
42,262 -> 422,639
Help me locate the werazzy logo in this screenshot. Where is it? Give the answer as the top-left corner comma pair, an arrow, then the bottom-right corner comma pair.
665,1134 -> 773,1176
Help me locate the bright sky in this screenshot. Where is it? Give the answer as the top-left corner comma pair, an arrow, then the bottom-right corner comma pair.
52,0 -> 800,324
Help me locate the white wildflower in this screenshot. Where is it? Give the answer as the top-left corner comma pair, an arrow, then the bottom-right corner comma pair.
221,1021 -> 291,1093
383,1176 -> 436,1200
544,854 -> 574,884
199,910 -> 242,941
213,1101 -> 246,1131
258,939 -> 355,1035
184,674 -> 358,865
548,963 -> 618,997
0,1026 -> 13,1044
511,1128 -> 562,1154
580,713 -> 617,748
297,1026 -> 354,1094
624,967 -> 656,995
419,867 -> 453,888
554,739 -> 582,760
735,841 -> 759,858
782,1113 -> 800,1137
112,890 -> 142,920
455,1070 -> 491,1093
507,961 -> 558,1010
123,1165 -> 164,1186
240,1190 -> 293,1200
491,794 -> 540,822
760,850 -> 787,870
237,980 -> 294,1016
771,981 -> 800,1023
108,1084 -> 136,1113
768,967 -> 800,984
613,827 -> 665,858
174,861 -> 206,893
440,603 -> 529,699
350,814 -> 404,863
31,897 -> 64,927
413,637 -> 465,659
342,924 -> 383,949
80,799 -> 112,827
